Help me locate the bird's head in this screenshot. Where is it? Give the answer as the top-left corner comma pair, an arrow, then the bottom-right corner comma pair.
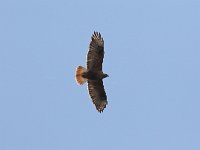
103,74 -> 109,79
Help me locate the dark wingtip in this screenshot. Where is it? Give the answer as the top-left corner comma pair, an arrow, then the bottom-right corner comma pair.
98,109 -> 104,113
93,31 -> 101,36
90,31 -> 104,49
96,101 -> 107,113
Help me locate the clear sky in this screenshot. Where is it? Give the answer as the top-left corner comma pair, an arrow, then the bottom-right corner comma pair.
0,0 -> 200,150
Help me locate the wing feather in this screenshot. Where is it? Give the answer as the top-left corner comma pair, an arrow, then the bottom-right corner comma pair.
87,80 -> 107,113
87,32 -> 104,71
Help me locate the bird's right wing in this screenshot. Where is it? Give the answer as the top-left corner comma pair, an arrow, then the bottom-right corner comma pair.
87,32 -> 104,71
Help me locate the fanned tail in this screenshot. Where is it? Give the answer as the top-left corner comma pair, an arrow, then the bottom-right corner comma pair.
75,66 -> 87,85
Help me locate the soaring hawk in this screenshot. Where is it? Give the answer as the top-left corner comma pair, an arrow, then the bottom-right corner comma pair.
75,32 -> 108,113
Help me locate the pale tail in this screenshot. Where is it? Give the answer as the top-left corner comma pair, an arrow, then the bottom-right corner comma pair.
75,66 -> 87,85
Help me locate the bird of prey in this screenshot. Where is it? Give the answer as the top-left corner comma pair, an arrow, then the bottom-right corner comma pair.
75,32 -> 109,113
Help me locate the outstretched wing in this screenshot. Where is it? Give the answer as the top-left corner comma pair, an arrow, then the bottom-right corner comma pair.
88,80 -> 107,113
87,32 -> 104,71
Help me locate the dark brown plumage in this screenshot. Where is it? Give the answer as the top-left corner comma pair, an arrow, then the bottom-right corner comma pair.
75,32 -> 108,113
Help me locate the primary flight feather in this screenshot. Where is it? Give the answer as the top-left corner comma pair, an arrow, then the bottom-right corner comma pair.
75,32 -> 109,113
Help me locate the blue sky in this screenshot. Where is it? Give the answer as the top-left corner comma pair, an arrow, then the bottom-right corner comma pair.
0,0 -> 200,149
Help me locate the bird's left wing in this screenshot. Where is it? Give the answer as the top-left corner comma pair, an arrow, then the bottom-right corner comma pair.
87,80 -> 107,113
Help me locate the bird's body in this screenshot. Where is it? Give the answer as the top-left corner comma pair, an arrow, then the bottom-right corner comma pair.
82,70 -> 107,80
75,32 -> 108,113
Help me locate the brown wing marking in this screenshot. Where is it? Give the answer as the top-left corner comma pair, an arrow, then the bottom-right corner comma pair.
87,32 -> 104,71
87,80 -> 107,113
